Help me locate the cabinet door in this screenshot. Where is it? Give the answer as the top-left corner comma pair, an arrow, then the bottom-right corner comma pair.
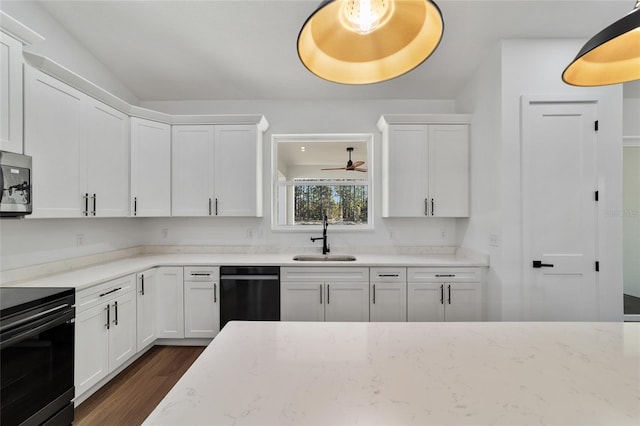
86,98 -> 129,217
184,281 -> 219,338
108,289 -> 137,372
0,32 -> 23,153
383,124 -> 429,217
75,302 -> 109,396
324,281 -> 369,322
24,68 -> 85,217
130,117 -> 171,217
370,282 -> 407,322
407,283 -> 445,322
445,283 -> 482,322
155,267 -> 184,338
171,126 -> 214,216
213,125 -> 260,216
428,125 -> 469,217
136,269 -> 156,351
281,282 -> 325,321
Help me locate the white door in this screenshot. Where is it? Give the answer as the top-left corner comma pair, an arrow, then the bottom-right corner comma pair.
85,98 -> 129,217
214,125 -> 259,216
130,117 -> 171,216
522,99 -> 598,321
184,281 -> 219,338
407,283 -> 445,322
172,126 -> 214,216
155,267 -> 184,338
370,282 -> 407,322
108,290 -> 137,372
445,283 -> 482,322
75,302 -> 109,396
0,32 -> 23,153
280,282 -> 325,321
428,125 -> 469,217
324,281 -> 369,322
383,125 -> 429,217
24,68 -> 85,217
136,269 -> 156,351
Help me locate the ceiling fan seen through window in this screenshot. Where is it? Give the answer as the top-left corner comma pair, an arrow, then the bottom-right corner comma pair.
321,147 -> 367,172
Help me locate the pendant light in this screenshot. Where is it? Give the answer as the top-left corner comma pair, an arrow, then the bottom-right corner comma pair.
297,0 -> 444,84
562,1 -> 640,86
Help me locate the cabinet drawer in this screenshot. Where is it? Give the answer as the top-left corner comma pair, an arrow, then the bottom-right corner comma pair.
281,267 -> 369,282
408,267 -> 481,283
184,266 -> 219,281
370,267 -> 406,283
76,274 -> 136,312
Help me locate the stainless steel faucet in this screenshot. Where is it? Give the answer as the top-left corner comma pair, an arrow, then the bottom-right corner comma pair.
311,214 -> 330,254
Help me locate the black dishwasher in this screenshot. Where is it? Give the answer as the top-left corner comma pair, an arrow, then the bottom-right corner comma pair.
219,266 -> 280,329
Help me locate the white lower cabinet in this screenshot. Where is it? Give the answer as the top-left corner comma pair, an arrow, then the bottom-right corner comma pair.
155,267 -> 184,338
407,268 -> 482,322
136,268 -> 156,351
75,274 -> 137,398
184,266 -> 220,338
281,267 -> 369,322
370,268 -> 407,322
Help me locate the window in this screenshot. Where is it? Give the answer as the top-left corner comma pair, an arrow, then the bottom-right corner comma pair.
272,134 -> 373,230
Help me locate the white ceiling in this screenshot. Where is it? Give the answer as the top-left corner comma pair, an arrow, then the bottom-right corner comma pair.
33,0 -> 636,101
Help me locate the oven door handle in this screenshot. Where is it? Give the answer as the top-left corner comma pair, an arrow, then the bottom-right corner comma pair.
0,304 -> 71,333
0,310 -> 73,349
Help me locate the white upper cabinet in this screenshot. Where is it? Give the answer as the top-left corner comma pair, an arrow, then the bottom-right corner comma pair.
378,115 -> 470,218
131,117 -> 171,217
172,124 -> 263,217
24,68 -> 129,218
0,13 -> 44,154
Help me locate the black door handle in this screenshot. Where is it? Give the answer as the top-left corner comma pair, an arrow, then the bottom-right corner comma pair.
532,260 -> 554,268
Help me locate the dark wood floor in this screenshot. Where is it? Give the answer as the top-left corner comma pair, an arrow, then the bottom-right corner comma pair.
74,345 -> 205,426
624,294 -> 640,315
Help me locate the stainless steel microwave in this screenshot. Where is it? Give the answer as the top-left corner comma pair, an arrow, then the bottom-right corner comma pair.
0,151 -> 32,217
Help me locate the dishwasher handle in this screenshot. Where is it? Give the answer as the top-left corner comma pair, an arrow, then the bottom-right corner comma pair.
220,275 -> 280,281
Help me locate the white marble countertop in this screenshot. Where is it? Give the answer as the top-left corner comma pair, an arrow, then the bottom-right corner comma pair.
1,251 -> 487,289
145,321 -> 640,426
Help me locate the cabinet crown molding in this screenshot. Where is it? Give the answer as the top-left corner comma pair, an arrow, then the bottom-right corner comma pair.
377,114 -> 472,131
0,11 -> 45,45
23,52 -> 268,130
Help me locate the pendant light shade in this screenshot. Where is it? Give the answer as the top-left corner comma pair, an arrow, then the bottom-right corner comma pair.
562,1 -> 640,86
297,0 -> 444,84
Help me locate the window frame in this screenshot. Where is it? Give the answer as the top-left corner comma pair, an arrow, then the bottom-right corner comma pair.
271,133 -> 374,232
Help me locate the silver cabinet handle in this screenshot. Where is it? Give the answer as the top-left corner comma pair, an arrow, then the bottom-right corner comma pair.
448,284 -> 451,305
319,284 -> 323,304
440,284 -> 444,304
140,275 -> 145,295
209,198 -> 212,216
105,305 -> 110,330
83,193 -> 89,216
113,301 -> 119,326
372,284 -> 376,304
424,198 -> 429,216
214,283 -> 217,303
91,193 -> 97,216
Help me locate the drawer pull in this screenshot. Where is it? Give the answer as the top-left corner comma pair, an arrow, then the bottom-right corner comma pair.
99,287 -> 121,297
378,274 -> 399,277
435,274 -> 455,278
191,272 -> 212,276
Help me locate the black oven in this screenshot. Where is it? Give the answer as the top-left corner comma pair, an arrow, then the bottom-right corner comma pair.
0,287 -> 75,426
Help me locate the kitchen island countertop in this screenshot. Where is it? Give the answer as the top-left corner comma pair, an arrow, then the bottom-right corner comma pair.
144,321 -> 640,425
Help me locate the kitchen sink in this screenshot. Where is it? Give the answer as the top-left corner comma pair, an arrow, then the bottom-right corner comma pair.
292,254 -> 357,262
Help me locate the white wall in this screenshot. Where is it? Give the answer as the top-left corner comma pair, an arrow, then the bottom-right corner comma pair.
623,92 -> 640,300
455,44 -> 503,320
0,1 -> 138,104
0,218 -> 142,271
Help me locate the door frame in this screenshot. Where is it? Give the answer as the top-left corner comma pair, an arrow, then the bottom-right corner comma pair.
623,136 -> 640,322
